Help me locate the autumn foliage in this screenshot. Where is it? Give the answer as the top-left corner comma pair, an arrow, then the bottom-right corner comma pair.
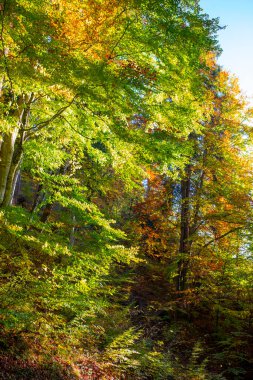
0,1 -> 252,379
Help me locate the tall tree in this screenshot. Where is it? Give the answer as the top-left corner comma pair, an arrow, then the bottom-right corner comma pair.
0,0 -> 218,207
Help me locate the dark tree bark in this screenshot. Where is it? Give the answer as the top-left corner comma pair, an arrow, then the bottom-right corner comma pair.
176,164 -> 191,292
40,203 -> 53,223
31,184 -> 44,213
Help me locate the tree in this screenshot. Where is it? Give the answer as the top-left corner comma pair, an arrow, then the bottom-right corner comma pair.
0,0 -> 218,207
128,55 -> 253,379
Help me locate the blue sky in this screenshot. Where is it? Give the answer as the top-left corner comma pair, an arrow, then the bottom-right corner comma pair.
199,0 -> 253,102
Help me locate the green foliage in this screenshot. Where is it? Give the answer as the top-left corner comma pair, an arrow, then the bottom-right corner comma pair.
103,328 -> 141,370
0,1 -> 252,380
0,207 -> 138,345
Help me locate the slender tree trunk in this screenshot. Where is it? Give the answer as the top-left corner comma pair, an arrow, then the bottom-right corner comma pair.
1,143 -> 23,207
12,170 -> 21,205
0,129 -> 18,205
40,203 -> 53,223
176,164 -> 191,292
31,184 -> 44,213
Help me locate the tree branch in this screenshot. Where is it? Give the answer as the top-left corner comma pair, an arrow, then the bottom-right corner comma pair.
59,115 -> 93,141
25,94 -> 79,136
108,17 -> 131,59
199,226 -> 243,252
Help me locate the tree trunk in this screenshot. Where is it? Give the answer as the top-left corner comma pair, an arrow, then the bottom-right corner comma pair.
12,170 -> 21,205
0,92 -> 34,207
0,129 -> 18,206
1,143 -> 23,207
176,164 -> 191,292
31,184 -> 44,213
40,203 -> 53,223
